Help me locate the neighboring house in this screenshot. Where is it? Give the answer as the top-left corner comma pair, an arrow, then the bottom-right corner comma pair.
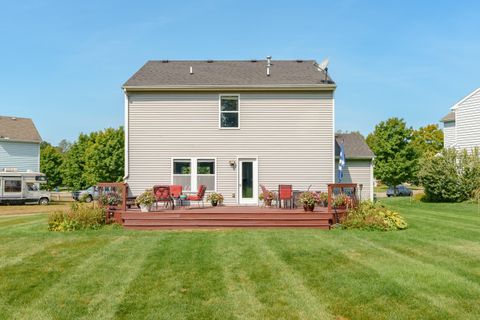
441,87 -> 480,150
335,133 -> 374,201
0,116 -> 42,172
123,59 -> 374,204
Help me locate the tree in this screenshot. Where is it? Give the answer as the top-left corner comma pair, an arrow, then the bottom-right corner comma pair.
411,124 -> 444,158
57,139 -> 72,153
83,127 -> 124,185
409,124 -> 444,185
40,142 -> 64,190
60,132 -> 97,190
366,118 -> 418,190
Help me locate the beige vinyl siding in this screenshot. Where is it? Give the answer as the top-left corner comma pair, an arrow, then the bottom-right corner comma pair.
455,90 -> 480,150
443,121 -> 456,148
126,92 -> 334,204
335,159 -> 373,201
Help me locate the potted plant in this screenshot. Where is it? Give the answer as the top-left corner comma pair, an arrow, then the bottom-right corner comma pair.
297,191 -> 319,212
207,192 -> 224,207
259,191 -> 276,207
135,189 -> 155,212
333,194 -> 348,208
318,192 -> 328,207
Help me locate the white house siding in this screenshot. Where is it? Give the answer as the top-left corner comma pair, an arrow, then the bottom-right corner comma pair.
455,90 -> 480,150
335,159 -> 373,201
443,121 -> 456,148
126,92 -> 334,204
0,141 -> 40,172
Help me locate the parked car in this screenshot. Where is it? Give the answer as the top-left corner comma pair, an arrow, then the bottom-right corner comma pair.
0,171 -> 50,205
72,186 -> 99,203
386,185 -> 413,197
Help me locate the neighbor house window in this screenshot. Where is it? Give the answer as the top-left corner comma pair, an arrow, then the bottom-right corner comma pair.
172,158 -> 216,192
4,180 -> 21,193
172,159 -> 191,191
220,96 -> 239,128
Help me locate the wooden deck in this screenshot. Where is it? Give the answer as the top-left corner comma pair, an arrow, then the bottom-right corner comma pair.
119,206 -> 345,230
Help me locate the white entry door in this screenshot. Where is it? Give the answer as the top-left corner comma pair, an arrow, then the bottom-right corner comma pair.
238,158 -> 258,205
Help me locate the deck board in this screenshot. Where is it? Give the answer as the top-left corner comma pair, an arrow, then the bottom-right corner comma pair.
119,206 -> 344,230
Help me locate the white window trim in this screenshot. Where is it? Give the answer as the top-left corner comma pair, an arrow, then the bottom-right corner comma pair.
219,94 -> 240,129
171,157 -> 217,192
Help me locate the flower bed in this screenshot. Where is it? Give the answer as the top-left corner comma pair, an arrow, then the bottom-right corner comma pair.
340,201 -> 407,231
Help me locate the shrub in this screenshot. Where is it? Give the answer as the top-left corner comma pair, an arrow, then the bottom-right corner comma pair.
48,203 -> 105,231
413,192 -> 426,202
419,148 -> 480,202
341,201 -> 407,231
79,193 -> 91,203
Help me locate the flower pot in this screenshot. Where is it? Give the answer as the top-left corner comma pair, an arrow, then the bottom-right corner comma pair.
211,201 -> 218,207
303,204 -> 315,212
140,204 -> 151,212
264,199 -> 272,207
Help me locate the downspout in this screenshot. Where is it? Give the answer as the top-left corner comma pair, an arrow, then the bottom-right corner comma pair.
123,88 -> 129,180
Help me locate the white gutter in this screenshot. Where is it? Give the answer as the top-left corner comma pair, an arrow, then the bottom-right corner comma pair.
123,89 -> 129,180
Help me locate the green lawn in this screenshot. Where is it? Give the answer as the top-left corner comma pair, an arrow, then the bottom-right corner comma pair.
0,199 -> 479,319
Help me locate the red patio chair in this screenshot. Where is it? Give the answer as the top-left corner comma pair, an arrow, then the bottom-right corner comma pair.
153,185 -> 174,210
170,184 -> 183,207
278,184 -> 293,209
170,185 -> 183,198
187,185 -> 207,207
260,184 -> 278,207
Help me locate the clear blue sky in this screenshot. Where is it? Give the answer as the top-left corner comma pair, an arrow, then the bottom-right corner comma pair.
1,0 -> 479,145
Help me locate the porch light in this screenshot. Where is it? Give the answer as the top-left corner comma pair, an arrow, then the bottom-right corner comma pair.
228,160 -> 236,167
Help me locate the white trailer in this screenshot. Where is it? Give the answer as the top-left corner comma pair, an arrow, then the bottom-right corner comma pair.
0,170 -> 50,205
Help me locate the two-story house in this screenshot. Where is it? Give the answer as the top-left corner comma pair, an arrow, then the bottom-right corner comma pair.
123,59 -> 374,204
441,87 -> 480,150
0,116 -> 42,172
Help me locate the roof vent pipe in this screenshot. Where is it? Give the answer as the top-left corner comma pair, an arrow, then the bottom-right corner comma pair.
189,66 -> 193,74
266,55 -> 272,76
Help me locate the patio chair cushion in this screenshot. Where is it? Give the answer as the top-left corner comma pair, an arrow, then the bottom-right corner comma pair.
153,185 -> 171,200
186,194 -> 201,201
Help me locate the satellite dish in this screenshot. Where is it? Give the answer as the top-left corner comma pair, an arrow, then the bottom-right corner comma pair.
317,58 -> 329,71
316,58 -> 330,83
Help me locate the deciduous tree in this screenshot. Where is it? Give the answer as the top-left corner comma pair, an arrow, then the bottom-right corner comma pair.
366,118 -> 418,190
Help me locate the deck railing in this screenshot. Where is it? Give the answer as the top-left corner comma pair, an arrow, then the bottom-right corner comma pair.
327,183 -> 359,223
97,182 -> 128,223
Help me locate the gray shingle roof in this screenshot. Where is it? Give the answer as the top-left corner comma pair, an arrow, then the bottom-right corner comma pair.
0,116 -> 42,143
440,111 -> 455,122
123,60 -> 335,88
335,133 -> 374,159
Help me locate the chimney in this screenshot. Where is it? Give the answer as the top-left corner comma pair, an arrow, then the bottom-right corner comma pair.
189,66 -> 193,74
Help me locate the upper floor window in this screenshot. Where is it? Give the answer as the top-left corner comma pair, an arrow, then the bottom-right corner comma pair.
220,95 -> 239,128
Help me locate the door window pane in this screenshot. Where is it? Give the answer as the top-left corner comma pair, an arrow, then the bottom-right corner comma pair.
242,162 -> 253,198
4,180 -> 21,193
